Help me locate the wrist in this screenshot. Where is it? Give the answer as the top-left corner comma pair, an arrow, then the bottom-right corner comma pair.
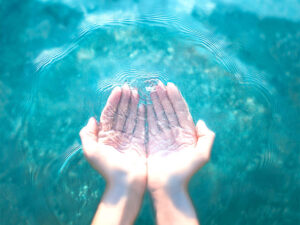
151,183 -> 187,196
148,175 -> 194,221
107,174 -> 146,197
149,184 -> 199,225
93,174 -> 146,225
148,174 -> 189,195
148,179 -> 188,203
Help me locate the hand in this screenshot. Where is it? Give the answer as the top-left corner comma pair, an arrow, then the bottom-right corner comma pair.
146,81 -> 215,225
147,81 -> 215,191
80,84 -> 146,188
80,84 -> 146,225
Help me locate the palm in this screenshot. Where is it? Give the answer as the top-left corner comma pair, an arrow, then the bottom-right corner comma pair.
80,85 -> 146,184
147,127 -> 196,153
147,82 -> 215,190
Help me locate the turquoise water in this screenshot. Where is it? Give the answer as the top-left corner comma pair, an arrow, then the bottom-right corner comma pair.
0,0 -> 299,224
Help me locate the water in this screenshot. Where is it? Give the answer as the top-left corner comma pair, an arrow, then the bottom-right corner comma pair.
0,0 -> 299,224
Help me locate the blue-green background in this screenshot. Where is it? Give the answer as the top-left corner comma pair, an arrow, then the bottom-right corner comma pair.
0,0 -> 299,224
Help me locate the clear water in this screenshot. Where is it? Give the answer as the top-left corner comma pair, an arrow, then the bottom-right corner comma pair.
0,0 -> 299,224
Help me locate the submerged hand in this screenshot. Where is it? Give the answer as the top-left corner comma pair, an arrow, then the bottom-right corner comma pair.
79,81 -> 214,225
80,84 -> 146,186
147,81 -> 215,190
146,81 -> 215,225
80,84 -> 146,225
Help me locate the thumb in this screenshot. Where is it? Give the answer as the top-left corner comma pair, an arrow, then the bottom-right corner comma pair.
79,117 -> 99,152
195,120 -> 215,162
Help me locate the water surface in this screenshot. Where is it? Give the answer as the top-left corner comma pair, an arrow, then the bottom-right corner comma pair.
0,0 -> 299,224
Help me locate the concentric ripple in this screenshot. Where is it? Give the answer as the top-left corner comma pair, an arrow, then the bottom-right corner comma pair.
97,69 -> 169,103
25,11 -> 276,225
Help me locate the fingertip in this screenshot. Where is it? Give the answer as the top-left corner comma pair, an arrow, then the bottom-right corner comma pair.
196,120 -> 208,132
112,86 -> 122,94
123,83 -> 130,90
196,120 -> 207,128
166,82 -> 178,95
79,127 -> 85,137
167,82 -> 176,88
196,120 -> 215,137
122,83 -> 131,97
87,117 -> 98,129
132,88 -> 139,99
157,80 -> 166,91
88,116 -> 96,123
109,86 -> 122,103
80,118 -> 95,138
157,80 -> 164,87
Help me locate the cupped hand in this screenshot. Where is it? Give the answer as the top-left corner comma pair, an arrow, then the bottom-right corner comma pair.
146,81 -> 215,191
80,84 -> 146,189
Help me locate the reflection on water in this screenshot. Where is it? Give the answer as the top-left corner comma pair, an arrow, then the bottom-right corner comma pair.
0,0 -> 299,225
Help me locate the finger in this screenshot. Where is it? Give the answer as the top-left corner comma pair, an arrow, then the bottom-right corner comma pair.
166,82 -> 194,130
124,89 -> 139,134
156,81 -> 179,128
100,87 -> 121,131
114,84 -> 131,131
133,104 -> 146,139
146,104 -> 159,135
151,89 -> 169,131
196,120 -> 215,163
79,117 -> 98,153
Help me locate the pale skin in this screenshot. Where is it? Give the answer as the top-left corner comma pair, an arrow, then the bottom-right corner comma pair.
80,81 -> 215,225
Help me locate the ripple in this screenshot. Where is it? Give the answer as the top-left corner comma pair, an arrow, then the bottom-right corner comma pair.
97,69 -> 169,103
27,11 -> 277,225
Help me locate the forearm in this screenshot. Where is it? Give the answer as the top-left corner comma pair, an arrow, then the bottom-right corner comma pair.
92,182 -> 145,225
150,185 -> 199,225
